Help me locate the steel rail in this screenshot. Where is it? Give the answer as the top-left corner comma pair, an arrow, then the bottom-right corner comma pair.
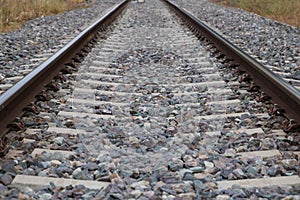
165,0 -> 300,123
0,0 -> 129,136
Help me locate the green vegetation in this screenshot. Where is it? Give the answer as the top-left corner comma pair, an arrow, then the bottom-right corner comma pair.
0,0 -> 87,33
211,0 -> 300,28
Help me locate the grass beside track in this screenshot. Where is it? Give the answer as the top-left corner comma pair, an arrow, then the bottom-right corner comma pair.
0,0 -> 88,33
211,0 -> 300,28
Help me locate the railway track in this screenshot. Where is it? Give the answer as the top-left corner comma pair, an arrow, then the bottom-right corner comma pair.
0,0 -> 299,199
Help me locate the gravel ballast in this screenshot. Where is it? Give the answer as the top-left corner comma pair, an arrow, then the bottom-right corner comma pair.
0,0 -> 300,199
0,0 -> 118,92
172,0 -> 300,82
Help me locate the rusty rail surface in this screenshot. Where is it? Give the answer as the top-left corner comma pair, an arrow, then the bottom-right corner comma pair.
165,0 -> 300,123
0,0 -> 129,137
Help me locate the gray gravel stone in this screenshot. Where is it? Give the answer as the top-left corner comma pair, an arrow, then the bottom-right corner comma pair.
0,173 -> 13,185
52,137 -> 64,145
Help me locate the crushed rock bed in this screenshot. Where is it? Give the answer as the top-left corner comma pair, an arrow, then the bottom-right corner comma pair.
0,0 -> 118,87
172,0 -> 300,80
